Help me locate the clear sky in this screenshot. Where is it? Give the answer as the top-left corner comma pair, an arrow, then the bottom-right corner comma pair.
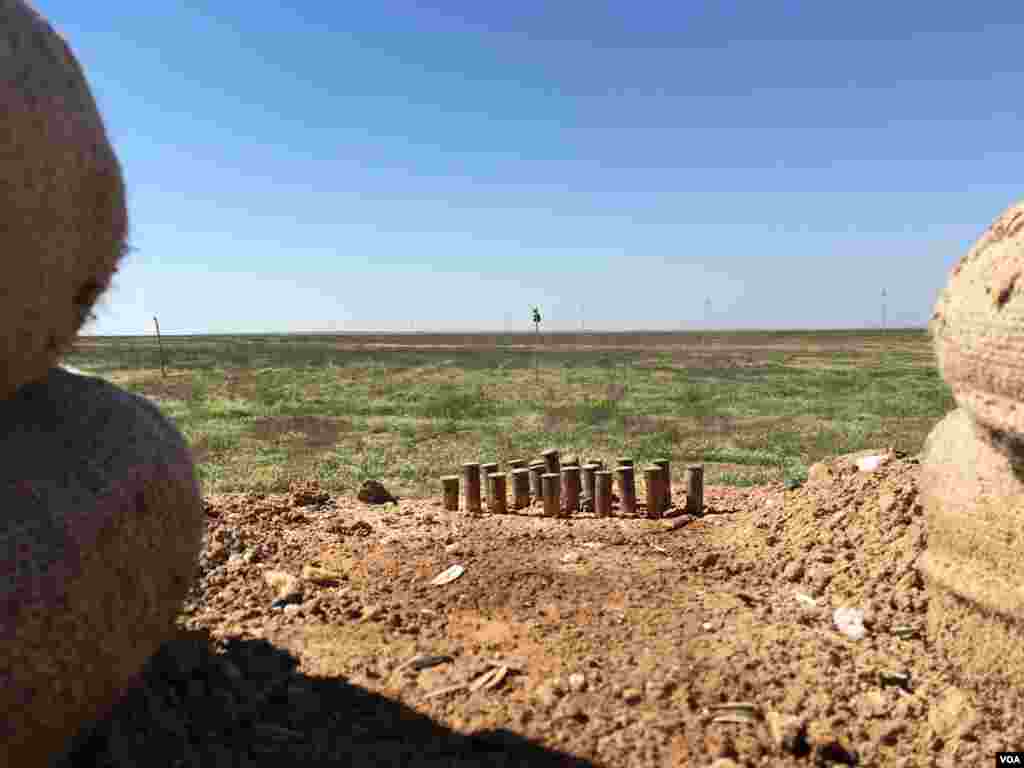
42,1 -> 1024,334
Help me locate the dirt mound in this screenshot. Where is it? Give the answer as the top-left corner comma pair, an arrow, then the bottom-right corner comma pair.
717,450 -> 927,629
58,463 -> 1022,767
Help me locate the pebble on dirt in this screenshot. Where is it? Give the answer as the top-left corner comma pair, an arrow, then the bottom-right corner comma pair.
357,479 -> 398,504
806,462 -> 834,484
287,480 -> 331,507
534,678 -> 566,710
300,564 -> 343,586
567,672 -> 587,693
855,453 -> 891,473
765,710 -> 807,754
833,607 -> 867,641
262,570 -> 303,601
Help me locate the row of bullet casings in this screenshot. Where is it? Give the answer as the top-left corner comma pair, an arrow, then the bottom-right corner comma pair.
442,450 -> 704,517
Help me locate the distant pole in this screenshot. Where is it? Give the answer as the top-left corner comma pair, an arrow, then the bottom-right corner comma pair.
153,316 -> 166,378
704,297 -> 712,346
532,306 -> 542,384
881,288 -> 887,330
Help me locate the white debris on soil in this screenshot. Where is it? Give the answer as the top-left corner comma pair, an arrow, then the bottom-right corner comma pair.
855,454 -> 889,472
567,672 -> 587,693
833,606 -> 867,640
794,592 -> 818,608
429,564 -> 464,586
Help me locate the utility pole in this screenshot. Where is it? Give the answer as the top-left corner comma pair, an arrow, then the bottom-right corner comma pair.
153,316 -> 166,378
704,297 -> 712,346
531,305 -> 542,384
881,288 -> 887,330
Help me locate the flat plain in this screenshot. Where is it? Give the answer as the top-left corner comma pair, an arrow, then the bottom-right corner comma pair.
68,328 -> 952,495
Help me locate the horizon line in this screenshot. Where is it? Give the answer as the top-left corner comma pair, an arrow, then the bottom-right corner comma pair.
78,325 -> 927,338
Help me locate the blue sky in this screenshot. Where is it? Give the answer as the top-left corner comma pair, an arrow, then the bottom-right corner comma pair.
42,1 -> 1024,334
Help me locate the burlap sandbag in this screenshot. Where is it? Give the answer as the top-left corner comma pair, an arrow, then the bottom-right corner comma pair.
0,0 -> 128,399
0,368 -> 205,766
931,200 -> 1024,441
918,407 -> 1024,690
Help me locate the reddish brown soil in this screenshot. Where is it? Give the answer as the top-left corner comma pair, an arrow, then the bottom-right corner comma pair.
60,452 -> 1022,767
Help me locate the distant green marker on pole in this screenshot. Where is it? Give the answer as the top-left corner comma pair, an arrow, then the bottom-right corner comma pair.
531,305 -> 542,384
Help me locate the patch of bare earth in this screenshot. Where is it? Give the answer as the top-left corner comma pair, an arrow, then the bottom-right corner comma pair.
60,455 -> 1020,767
247,415 -> 351,449
105,369 -> 196,402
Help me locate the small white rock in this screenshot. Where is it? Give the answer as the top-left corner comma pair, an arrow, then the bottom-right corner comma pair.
534,678 -> 565,709
856,454 -> 889,472
794,592 -> 818,608
262,569 -> 302,599
833,606 -> 867,640
568,672 -> 587,693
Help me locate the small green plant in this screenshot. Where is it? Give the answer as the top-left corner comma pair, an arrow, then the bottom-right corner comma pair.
717,470 -> 773,487
575,396 -> 618,426
353,449 -> 388,484
420,383 -> 496,421
781,458 -> 808,487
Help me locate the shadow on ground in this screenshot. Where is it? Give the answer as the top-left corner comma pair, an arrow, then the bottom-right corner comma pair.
59,630 -> 594,768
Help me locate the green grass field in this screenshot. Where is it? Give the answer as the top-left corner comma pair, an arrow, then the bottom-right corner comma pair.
65,329 -> 953,496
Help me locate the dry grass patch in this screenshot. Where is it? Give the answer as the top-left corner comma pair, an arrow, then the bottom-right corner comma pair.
106,369 -> 196,402
247,416 -> 350,450
221,368 -> 261,399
